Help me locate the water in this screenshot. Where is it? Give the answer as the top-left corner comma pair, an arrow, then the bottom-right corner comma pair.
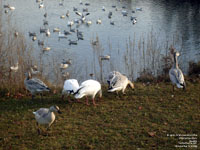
2,0 -> 200,83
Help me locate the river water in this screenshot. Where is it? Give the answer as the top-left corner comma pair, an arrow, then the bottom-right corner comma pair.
2,0 -> 200,83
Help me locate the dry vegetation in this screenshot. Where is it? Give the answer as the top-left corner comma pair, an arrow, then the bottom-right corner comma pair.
0,2 -> 199,150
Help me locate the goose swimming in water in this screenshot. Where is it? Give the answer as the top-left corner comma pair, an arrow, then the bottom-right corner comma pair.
9,6 -> 15,10
96,19 -> 102,24
46,29 -> 50,37
53,28 -> 60,32
100,55 -> 110,60
39,3 -> 44,8
169,51 -> 186,91
38,40 -> 44,46
58,32 -> 67,39
62,79 -> 79,103
24,72 -> 50,99
107,71 -> 134,94
69,40 -> 78,45
33,105 -> 61,134
43,47 -> 51,51
74,80 -> 102,106
60,59 -> 71,69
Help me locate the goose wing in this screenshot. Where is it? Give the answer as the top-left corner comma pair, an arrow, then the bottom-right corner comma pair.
34,108 -> 49,119
74,80 -> 100,98
63,79 -> 79,94
169,68 -> 184,85
108,71 -> 125,88
26,78 -> 49,91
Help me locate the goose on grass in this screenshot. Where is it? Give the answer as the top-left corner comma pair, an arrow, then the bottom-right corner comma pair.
169,51 -> 186,91
33,105 -> 61,134
62,79 -> 79,103
74,79 -> 102,106
107,71 -> 134,94
24,72 -> 50,99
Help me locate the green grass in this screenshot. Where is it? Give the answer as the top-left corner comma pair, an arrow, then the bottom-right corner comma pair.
0,81 -> 199,150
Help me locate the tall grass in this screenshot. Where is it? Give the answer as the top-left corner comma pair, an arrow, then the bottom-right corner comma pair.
90,30 -> 183,83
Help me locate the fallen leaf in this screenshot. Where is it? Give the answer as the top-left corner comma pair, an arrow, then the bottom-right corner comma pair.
148,131 -> 156,137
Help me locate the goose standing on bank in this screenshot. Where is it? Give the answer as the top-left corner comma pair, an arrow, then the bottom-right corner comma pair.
169,51 -> 186,91
33,105 -> 61,134
24,72 -> 50,99
107,71 -> 134,94
62,79 -> 79,103
74,80 -> 102,106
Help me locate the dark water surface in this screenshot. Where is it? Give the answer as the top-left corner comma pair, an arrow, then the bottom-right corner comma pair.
3,0 -> 200,82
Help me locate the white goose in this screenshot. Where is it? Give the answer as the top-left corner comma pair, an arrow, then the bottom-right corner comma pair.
58,32 -> 67,39
107,71 -> 134,94
62,79 -> 79,103
169,51 -> 186,91
24,72 -> 50,99
10,62 -> 19,72
33,105 -> 61,134
74,80 -> 102,106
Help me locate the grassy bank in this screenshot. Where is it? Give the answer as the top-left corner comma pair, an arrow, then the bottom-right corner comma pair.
0,80 -> 199,150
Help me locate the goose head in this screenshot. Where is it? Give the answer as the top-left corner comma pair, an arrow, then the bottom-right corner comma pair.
49,106 -> 62,114
175,51 -> 180,57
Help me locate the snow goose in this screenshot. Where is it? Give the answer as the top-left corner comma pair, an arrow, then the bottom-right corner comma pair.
102,6 -> 106,11
60,15 -> 65,19
132,18 -> 137,24
96,19 -> 102,24
9,6 -> 15,10
33,105 -> 61,134
32,36 -> 37,41
107,71 -> 134,94
74,80 -> 102,106
100,55 -> 110,60
24,72 -> 50,99
43,47 -> 51,51
169,51 -> 186,91
60,59 -> 71,69
53,28 -> 60,32
10,62 -> 19,72
39,3 -> 44,8
58,32 -> 67,39
46,29 -> 50,37
86,20 -> 92,26
62,79 -> 79,102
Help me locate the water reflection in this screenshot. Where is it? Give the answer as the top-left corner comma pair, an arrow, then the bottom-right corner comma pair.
2,0 -> 200,83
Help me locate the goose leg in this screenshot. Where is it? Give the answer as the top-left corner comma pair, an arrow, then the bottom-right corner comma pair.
92,98 -> 97,106
36,123 -> 40,135
85,96 -> 89,105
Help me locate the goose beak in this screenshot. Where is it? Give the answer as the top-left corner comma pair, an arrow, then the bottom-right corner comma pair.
58,110 -> 62,114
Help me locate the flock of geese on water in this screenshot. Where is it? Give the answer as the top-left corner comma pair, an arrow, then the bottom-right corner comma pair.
4,1 -> 186,134
14,50 -> 185,134
3,0 -> 141,53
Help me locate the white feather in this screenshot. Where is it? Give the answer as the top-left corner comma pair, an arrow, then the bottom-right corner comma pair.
62,79 -> 79,95
75,79 -> 101,99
